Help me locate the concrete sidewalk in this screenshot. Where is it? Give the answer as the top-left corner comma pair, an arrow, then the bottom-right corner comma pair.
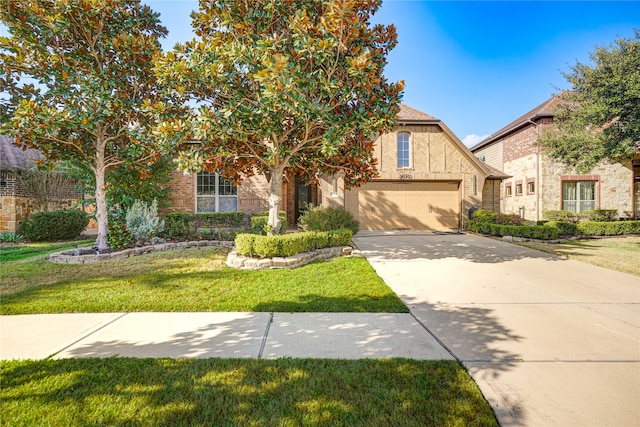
0,312 -> 453,360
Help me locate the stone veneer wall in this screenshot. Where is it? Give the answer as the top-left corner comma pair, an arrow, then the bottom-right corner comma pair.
0,196 -> 88,233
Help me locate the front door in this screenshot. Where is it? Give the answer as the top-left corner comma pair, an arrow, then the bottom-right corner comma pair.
295,177 -> 312,222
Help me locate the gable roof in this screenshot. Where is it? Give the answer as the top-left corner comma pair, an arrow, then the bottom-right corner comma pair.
398,103 -> 439,124
470,94 -> 564,152
0,135 -> 43,170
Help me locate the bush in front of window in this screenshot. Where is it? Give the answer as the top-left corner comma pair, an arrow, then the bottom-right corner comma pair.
543,210 -> 579,223
162,212 -> 196,240
235,229 -> 353,258
578,209 -> 618,222
20,209 -> 90,242
577,220 -> 640,236
298,205 -> 359,234
196,212 -> 246,228
495,213 -> 524,226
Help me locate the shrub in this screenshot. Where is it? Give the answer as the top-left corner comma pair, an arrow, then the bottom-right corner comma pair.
579,209 -> 618,222
125,199 -> 165,244
0,232 -> 22,243
108,207 -> 132,249
251,214 -> 287,235
495,213 -> 523,226
545,221 -> 578,236
20,209 -> 89,241
544,210 -> 578,223
577,220 -> 640,236
234,229 -> 353,258
162,212 -> 195,240
196,212 -> 245,228
471,209 -> 498,224
467,220 -> 558,240
298,205 -> 359,234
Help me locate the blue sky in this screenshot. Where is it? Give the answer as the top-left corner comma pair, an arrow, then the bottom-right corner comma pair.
145,0 -> 639,147
2,1 -> 638,147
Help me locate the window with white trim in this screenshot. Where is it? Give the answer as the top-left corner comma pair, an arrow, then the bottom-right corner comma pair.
196,171 -> 238,212
562,181 -> 595,213
397,132 -> 411,168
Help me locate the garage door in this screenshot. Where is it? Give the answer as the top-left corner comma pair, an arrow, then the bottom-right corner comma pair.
356,181 -> 460,230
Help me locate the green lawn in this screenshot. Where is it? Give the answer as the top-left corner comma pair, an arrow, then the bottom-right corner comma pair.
0,358 -> 497,427
0,244 -> 407,314
516,236 -> 640,276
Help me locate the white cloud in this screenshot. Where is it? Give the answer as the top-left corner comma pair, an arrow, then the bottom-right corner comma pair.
462,134 -> 490,148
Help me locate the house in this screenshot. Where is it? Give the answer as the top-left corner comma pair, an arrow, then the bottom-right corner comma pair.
166,104 -> 509,230
470,96 -> 640,222
0,135 -> 86,233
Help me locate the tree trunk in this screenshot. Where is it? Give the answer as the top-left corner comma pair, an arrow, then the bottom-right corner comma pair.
94,164 -> 109,251
267,167 -> 284,235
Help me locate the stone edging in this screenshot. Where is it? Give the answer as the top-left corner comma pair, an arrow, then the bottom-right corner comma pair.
226,246 -> 363,270
49,240 -> 234,264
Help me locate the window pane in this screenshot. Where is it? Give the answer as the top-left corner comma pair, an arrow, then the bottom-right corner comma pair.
218,196 -> 237,212
218,177 -> 237,196
197,172 -> 216,195
397,133 -> 410,168
196,196 -> 216,213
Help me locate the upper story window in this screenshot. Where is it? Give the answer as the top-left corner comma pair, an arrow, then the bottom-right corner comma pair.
397,132 -> 411,169
196,171 -> 238,213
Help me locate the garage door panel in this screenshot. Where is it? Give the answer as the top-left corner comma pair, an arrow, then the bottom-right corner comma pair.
357,182 -> 459,230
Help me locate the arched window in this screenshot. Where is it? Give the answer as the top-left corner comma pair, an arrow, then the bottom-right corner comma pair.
397,132 -> 411,168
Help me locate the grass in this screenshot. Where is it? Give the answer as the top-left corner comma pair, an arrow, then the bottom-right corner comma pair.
0,358 -> 497,426
516,235 -> 640,276
0,238 -> 94,263
0,244 -> 407,314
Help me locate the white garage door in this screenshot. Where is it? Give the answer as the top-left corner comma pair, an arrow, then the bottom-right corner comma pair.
355,181 -> 460,230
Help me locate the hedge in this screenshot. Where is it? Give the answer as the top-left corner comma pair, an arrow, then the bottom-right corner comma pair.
467,220 -> 558,240
250,214 -> 288,235
20,210 -> 90,241
235,229 -> 353,258
196,212 -> 245,227
545,221 -> 578,237
579,209 -> 618,222
161,212 -> 246,240
577,220 -> 640,236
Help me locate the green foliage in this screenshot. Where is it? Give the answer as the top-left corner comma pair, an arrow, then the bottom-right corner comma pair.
577,220 -> 640,236
471,210 -> 498,224
298,205 -> 359,234
544,210 -> 579,223
0,232 -> 23,243
152,0 -> 403,235
107,208 -> 132,249
235,229 -> 353,258
161,213 -> 195,240
20,210 -> 89,242
545,221 -> 579,236
467,221 -> 558,240
196,212 -> 246,228
0,1 -> 182,250
538,31 -> 640,172
251,215 -> 288,235
125,200 -> 165,244
495,213 -> 524,226
580,209 -> 618,222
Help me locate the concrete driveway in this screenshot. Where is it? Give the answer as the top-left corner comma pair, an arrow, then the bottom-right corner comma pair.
352,231 -> 640,427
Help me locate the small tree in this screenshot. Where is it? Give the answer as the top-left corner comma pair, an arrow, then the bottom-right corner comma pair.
153,0 -> 404,234
0,0 -> 180,250
539,30 -> 640,172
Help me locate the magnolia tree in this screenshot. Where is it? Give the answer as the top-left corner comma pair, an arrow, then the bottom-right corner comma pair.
539,30 -> 640,172
0,0 -> 178,250
153,0 -> 404,234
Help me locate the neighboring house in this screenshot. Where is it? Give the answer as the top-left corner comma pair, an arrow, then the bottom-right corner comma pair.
166,104 -> 509,230
0,135 -> 86,233
470,96 -> 640,222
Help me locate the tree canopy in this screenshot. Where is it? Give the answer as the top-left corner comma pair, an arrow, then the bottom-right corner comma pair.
153,0 -> 404,233
539,30 -> 640,172
0,0 -> 177,249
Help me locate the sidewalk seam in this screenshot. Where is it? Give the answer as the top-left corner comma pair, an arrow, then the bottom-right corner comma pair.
409,311 -> 460,363
257,312 -> 273,358
47,313 -> 128,359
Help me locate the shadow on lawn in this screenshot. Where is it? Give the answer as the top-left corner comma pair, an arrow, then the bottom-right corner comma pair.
1,357 -> 497,426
